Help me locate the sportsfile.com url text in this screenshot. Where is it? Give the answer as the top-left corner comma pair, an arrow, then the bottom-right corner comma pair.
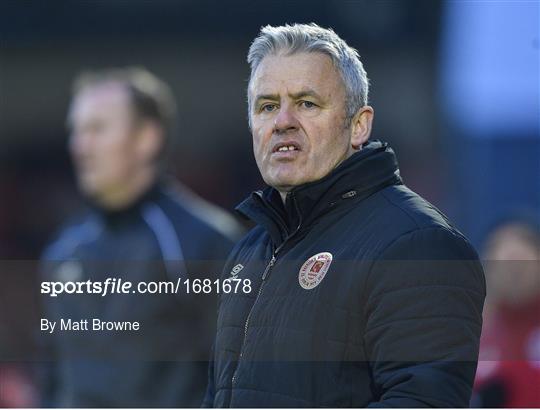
41,277 -> 252,297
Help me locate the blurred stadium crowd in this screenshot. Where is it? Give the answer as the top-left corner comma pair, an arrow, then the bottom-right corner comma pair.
0,0 -> 538,407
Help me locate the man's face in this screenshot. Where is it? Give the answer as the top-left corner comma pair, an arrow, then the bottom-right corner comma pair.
68,83 -> 142,203
485,225 -> 540,307
249,52 -> 355,193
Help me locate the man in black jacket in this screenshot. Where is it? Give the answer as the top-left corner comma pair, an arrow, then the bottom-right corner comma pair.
204,23 -> 485,407
40,68 -> 242,407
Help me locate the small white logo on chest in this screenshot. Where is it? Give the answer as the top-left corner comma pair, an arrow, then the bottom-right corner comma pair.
230,263 -> 244,279
298,252 -> 333,290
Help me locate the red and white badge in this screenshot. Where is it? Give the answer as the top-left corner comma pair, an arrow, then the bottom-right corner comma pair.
298,252 -> 333,290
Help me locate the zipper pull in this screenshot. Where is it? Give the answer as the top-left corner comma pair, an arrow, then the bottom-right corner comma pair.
261,255 -> 276,281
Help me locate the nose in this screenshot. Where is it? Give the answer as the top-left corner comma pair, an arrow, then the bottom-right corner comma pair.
273,103 -> 299,134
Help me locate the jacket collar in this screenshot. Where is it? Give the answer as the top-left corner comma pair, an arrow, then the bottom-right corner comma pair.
88,180 -> 163,227
236,140 -> 403,247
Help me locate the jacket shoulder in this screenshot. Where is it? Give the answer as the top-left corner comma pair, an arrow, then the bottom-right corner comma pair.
159,184 -> 243,244
41,210 -> 100,261
366,184 -> 470,247
379,184 -> 455,232
345,184 -> 480,263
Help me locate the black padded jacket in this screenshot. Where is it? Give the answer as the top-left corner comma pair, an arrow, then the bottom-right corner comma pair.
204,140 -> 486,408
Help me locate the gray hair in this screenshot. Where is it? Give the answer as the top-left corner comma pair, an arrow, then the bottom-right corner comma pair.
247,23 -> 369,122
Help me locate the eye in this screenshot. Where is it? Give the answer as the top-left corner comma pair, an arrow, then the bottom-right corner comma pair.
300,100 -> 317,109
260,103 -> 278,113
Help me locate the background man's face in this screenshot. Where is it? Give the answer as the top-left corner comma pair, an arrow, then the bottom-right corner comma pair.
68,83 -> 141,202
249,52 -> 354,192
485,225 -> 540,307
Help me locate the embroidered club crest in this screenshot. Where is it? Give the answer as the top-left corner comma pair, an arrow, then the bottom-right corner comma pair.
298,252 -> 333,290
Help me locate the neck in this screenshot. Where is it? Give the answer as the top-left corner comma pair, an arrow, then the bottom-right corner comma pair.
95,168 -> 158,211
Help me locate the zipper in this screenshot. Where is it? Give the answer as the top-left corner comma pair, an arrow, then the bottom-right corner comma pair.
231,252 -> 275,386
230,192 -> 303,388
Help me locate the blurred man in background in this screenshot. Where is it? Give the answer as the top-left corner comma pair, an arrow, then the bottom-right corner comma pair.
473,215 -> 540,407
40,67 -> 242,407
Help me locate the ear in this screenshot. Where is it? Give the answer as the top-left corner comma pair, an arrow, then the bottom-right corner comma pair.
134,120 -> 164,163
350,106 -> 374,150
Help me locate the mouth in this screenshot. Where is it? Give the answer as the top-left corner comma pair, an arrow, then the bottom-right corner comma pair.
271,141 -> 302,157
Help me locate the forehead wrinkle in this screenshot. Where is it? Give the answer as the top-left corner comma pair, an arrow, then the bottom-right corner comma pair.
257,74 -> 336,100
254,86 -> 328,103
289,89 -> 324,101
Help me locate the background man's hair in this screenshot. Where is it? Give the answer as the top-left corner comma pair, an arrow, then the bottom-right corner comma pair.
73,67 -> 177,158
247,23 -> 370,123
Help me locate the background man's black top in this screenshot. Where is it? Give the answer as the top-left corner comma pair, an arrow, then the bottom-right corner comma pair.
41,180 -> 242,407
